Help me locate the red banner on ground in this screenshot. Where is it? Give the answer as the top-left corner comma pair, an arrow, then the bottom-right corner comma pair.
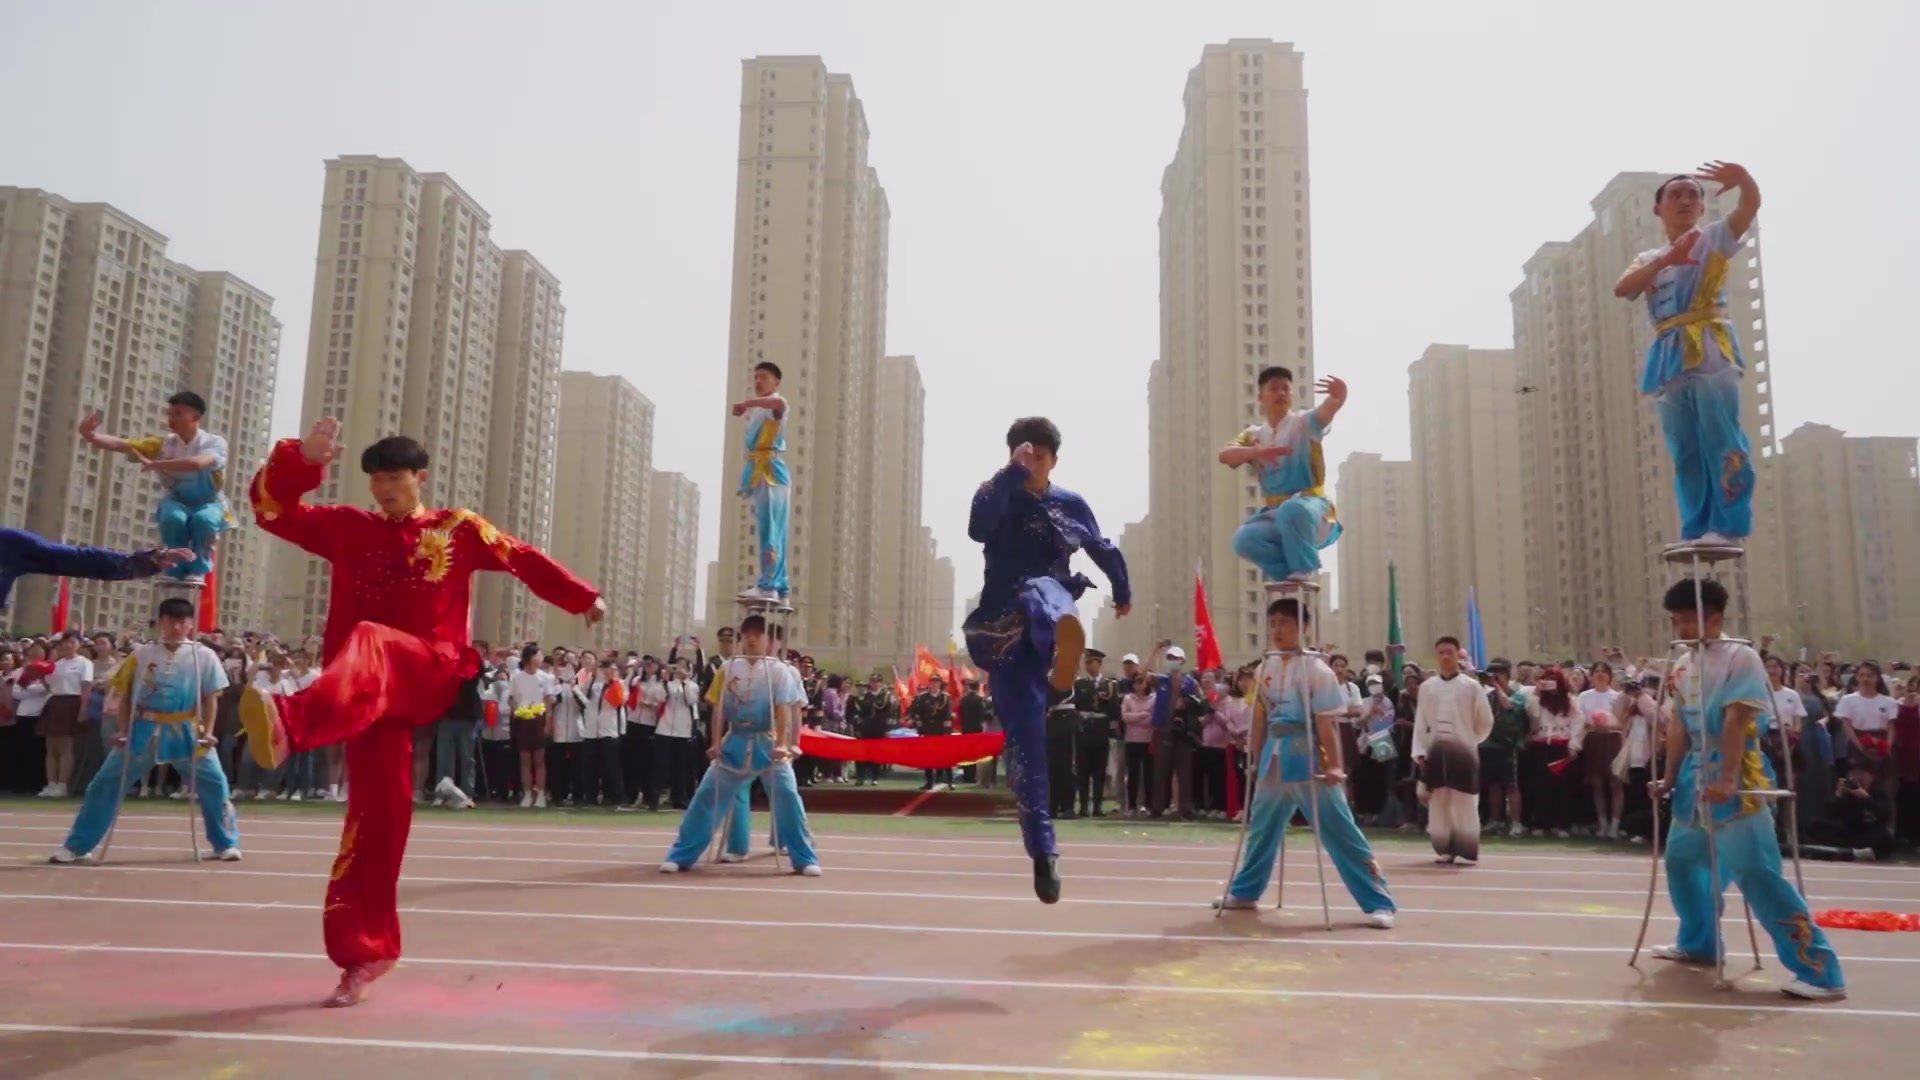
798,728 -> 1005,769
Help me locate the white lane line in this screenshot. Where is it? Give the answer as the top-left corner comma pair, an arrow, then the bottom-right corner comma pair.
3,822 -> 1909,892
8,839 -> 1912,905
4,891 -> 1916,964
0,1022 -> 1324,1080
7,810 -> 1914,882
0,942 -> 1910,1020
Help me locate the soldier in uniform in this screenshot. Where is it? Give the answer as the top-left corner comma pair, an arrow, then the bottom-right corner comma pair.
959,677 -> 995,787
910,681 -> 955,789
1045,683 -> 1079,819
847,672 -> 897,785
1072,649 -> 1121,818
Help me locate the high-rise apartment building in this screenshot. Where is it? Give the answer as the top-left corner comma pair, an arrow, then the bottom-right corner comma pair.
476,251 -> 564,645
0,188 -> 280,632
1148,40 -> 1316,659
1331,452 -> 1426,659
1090,517 -> 1156,663
1511,173 -> 1786,658
644,471 -> 701,654
279,157 -> 560,639
926,552 -> 956,653
1778,423 -> 1920,658
547,371 -> 652,650
869,355 -> 926,661
713,57 -> 890,651
1407,344 -> 1528,658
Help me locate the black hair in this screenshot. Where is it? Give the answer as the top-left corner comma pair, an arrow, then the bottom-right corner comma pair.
360,435 -> 430,474
739,614 -> 768,635
155,597 -> 195,622
1005,416 -> 1062,455
826,674 -> 844,690
1329,653 -> 1349,667
520,644 -> 540,666
1662,576 -> 1729,616
1435,635 -> 1462,650
1266,596 -> 1309,626
1364,649 -> 1385,664
167,390 -> 208,417
754,361 -> 783,381
1257,365 -> 1293,388
1487,657 -> 1513,675
1654,175 -> 1701,205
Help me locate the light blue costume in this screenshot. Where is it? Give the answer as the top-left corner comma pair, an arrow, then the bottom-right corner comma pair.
1634,218 -> 1755,540
738,403 -> 790,596
1228,651 -> 1394,913
61,641 -> 237,857
1229,411 -> 1341,579
665,656 -> 817,870
128,429 -> 231,581
1664,641 -> 1843,989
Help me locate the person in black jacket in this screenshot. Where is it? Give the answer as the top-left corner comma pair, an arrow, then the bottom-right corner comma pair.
910,683 -> 954,789
847,673 -> 897,785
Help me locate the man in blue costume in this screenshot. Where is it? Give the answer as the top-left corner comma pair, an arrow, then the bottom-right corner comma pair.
1,528 -> 193,614
963,417 -> 1129,903
1613,162 -> 1761,549
1651,577 -> 1845,1000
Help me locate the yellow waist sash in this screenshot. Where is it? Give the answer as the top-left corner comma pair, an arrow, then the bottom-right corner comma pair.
1264,486 -> 1327,510
747,448 -> 778,487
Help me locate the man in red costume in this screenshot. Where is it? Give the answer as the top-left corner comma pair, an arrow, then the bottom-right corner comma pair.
240,417 -> 604,1007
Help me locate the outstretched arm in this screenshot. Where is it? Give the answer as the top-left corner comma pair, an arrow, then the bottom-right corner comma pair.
1699,160 -> 1760,241
0,528 -> 192,586
1068,495 -> 1131,612
457,512 -> 603,618
968,458 -> 1030,543
75,410 -> 136,455
1311,376 -> 1348,432
249,419 -> 363,560
730,393 -> 787,417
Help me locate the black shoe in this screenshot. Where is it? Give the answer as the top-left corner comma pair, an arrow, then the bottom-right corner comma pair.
1033,855 -> 1061,904
1059,809 -> 1077,821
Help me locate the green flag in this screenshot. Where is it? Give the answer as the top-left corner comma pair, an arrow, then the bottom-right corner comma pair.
1385,557 -> 1405,695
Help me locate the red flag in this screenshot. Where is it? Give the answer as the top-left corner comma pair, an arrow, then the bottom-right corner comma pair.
1193,560 -> 1224,672
197,547 -> 220,634
894,676 -> 912,709
50,576 -> 71,634
912,645 -> 948,693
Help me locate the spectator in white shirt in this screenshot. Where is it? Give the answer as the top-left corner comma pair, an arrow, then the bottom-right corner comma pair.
1571,662 -> 1626,839
1523,666 -> 1578,837
576,654 -> 629,810
649,661 -> 703,811
37,634 -> 94,798
627,658 -> 668,806
509,645 -> 554,808
547,653 -> 588,806
477,648 -> 517,803
1835,661 -> 1898,768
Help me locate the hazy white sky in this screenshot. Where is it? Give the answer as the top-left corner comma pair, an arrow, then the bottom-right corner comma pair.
5,1 -> 1915,639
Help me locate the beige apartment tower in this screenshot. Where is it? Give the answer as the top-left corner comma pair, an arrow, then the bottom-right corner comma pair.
279,157 -> 560,639
869,355 -> 927,664
712,57 -> 890,652
547,371 -> 653,651
476,251 -> 564,646
926,553 -> 956,654
1091,517 -> 1156,664
644,471 -> 701,654
1331,452 -> 1426,661
1778,424 -> 1920,658
0,187 -> 280,633
1407,344 -> 1528,659
1149,40 -> 1316,658
1511,173 -> 1786,658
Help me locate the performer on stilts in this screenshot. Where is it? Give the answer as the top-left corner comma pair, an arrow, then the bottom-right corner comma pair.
1218,366 -> 1347,583
661,613 -> 820,875
962,417 -> 1130,904
0,529 -> 195,613
1217,597 -> 1395,926
49,596 -> 238,863
731,361 -> 790,603
1650,578 -> 1846,1000
78,392 -> 231,586
1614,162 -> 1761,550
1412,636 -> 1495,865
239,418 -> 605,1007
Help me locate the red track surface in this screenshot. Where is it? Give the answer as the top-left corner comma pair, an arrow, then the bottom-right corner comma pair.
3,807 -> 1919,1078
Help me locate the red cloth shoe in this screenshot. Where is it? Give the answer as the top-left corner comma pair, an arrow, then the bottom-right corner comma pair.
324,959 -> 396,1008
